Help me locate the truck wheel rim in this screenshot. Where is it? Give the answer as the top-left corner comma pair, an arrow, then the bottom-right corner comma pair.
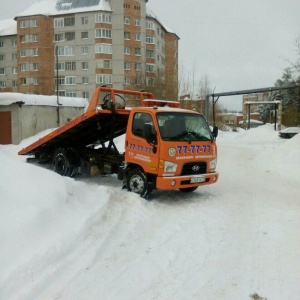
129,174 -> 144,193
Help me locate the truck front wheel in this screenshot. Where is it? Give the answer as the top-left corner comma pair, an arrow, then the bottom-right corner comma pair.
127,169 -> 151,198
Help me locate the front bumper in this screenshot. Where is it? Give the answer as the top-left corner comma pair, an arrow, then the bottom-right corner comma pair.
155,172 -> 219,190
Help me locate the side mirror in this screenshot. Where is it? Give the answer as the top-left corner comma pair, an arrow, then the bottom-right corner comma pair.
144,124 -> 157,145
212,126 -> 218,139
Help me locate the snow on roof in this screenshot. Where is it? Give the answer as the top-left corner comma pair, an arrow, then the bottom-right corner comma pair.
146,6 -> 177,36
280,127 -> 300,133
16,0 -> 111,18
238,119 -> 263,124
0,19 -> 17,36
0,93 -> 88,108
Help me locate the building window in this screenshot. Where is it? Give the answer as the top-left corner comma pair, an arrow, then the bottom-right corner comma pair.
95,28 -> 111,38
82,91 -> 89,98
124,61 -> 130,70
95,13 -> 111,24
12,67 -> 18,74
146,49 -> 154,58
21,78 -> 27,85
81,32 -> 88,39
95,43 -> 112,54
124,46 -> 130,55
32,48 -> 39,56
12,80 -> 17,87
20,50 -> 27,57
81,46 -> 88,55
146,35 -> 155,44
66,91 -> 76,97
146,64 -> 155,72
124,17 -> 130,24
135,62 -> 141,71
65,17 -> 75,26
54,18 -> 64,28
65,61 -> 76,70
0,68 -> 5,75
135,78 -> 141,85
135,33 -> 141,41
124,32 -> 130,40
12,53 -> 17,60
135,19 -> 140,26
55,33 -> 64,42
65,76 -> 76,85
21,64 -> 27,72
0,81 -> 6,88
57,46 -> 75,56
32,20 -> 38,27
55,76 -> 65,85
33,77 -> 39,85
146,21 -> 154,30
82,17 -> 88,25
12,39 -> 17,46
0,54 -> 5,61
0,40 -> 4,47
135,48 -> 141,56
55,62 -> 65,71
20,20 -> 29,28
20,36 -> 25,43
147,77 -> 154,86
96,74 -> 112,84
32,63 -> 39,71
124,77 -> 130,85
82,76 -> 89,84
96,59 -> 111,69
32,34 -> 38,42
82,62 -> 88,70
65,32 -> 75,41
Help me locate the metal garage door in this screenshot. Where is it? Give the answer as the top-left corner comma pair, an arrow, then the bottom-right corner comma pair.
0,111 -> 12,144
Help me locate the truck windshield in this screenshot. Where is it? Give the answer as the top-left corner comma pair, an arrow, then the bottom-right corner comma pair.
157,112 -> 213,141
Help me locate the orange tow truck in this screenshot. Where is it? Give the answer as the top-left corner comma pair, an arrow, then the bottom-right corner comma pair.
19,87 -> 219,198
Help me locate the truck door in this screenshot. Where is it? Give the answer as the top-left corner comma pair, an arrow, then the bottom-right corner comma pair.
125,112 -> 159,174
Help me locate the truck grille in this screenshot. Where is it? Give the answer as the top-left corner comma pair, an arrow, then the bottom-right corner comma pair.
181,162 -> 207,175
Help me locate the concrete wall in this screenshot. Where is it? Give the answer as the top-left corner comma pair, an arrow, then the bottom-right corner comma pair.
0,104 -> 85,144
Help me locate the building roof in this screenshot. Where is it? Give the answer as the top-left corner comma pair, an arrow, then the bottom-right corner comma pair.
146,6 -> 178,38
15,0 -> 111,19
0,93 -> 88,108
0,19 -> 17,36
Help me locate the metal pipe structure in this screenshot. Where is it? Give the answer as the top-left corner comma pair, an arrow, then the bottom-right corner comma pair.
205,84 -> 299,124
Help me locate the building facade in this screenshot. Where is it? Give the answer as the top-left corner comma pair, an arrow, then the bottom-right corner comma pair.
0,0 -> 179,101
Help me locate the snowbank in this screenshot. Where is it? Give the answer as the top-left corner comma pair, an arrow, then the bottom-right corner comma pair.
0,124 -> 300,300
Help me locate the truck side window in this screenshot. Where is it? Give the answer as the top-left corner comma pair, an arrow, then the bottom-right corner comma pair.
132,118 -> 145,137
132,113 -> 153,138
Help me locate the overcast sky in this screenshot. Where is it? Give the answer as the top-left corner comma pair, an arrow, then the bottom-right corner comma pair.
1,0 -> 299,110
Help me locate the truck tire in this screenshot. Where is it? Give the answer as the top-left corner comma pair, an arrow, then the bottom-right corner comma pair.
53,148 -> 74,177
179,186 -> 198,193
127,169 -> 151,198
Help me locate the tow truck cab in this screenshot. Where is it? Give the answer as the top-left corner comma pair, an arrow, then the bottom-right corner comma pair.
123,102 -> 219,196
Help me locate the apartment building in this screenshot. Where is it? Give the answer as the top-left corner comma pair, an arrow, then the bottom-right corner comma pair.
0,19 -> 18,92
0,0 -> 179,101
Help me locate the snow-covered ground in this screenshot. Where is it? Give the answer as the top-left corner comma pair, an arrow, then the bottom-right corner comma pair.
1,124 -> 299,300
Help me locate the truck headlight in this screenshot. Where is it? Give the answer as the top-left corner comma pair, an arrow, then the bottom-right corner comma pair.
210,158 -> 217,170
164,161 -> 178,173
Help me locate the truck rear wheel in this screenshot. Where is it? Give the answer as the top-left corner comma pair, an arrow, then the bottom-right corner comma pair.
53,148 -> 74,177
127,169 -> 151,198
